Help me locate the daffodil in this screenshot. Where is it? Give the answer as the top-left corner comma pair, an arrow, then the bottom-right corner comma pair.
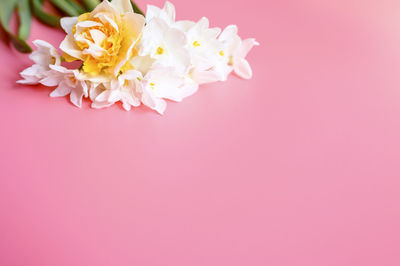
17,1 -> 258,113
60,0 -> 145,77
218,25 -> 259,79
47,65 -> 89,107
139,17 -> 190,74
137,65 -> 197,114
176,17 -> 225,84
91,70 -> 141,110
17,40 -> 61,84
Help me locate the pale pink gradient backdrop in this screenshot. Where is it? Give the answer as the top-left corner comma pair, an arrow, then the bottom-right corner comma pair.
1,0 -> 400,265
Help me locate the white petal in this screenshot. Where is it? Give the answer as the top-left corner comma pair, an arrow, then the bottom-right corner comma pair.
191,69 -> 221,84
82,43 -> 106,57
113,12 -> 145,75
207,27 -> 221,39
122,102 -> 131,111
141,90 -> 167,114
146,1 -> 175,24
130,56 -> 155,74
125,92 -> 141,107
75,20 -> 102,29
60,35 -> 83,60
95,90 -> 112,102
30,40 -> 60,66
32,39 -> 53,49
108,90 -> 121,103
234,58 -> 252,79
196,17 -> 209,30
49,64 -> 72,74
69,88 -> 84,107
60,17 -> 78,34
153,98 -> 167,114
90,29 -> 107,45
79,80 -> 89,98
91,101 -> 114,109
91,0 -> 117,16
146,5 -> 160,23
18,65 -> 45,84
39,71 -> 64,86
89,82 -> 103,101
50,81 -> 71,97
236,38 -> 259,59
111,0 -> 133,13
181,79 -> 199,99
163,1 -> 176,22
174,20 -> 195,32
219,25 -> 238,42
95,13 -> 119,31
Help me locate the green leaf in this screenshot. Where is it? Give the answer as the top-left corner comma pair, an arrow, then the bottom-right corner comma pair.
50,0 -> 80,17
68,0 -> 86,14
131,1 -> 144,16
0,0 -> 32,53
17,0 -> 32,40
31,0 -> 61,27
82,0 -> 100,11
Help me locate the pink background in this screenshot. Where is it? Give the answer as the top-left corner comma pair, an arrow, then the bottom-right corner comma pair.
1,0 -> 400,265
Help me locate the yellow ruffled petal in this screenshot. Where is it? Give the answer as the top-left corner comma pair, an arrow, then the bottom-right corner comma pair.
59,0 -> 145,77
62,52 -> 79,62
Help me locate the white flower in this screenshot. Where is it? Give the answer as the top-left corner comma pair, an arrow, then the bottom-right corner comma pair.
46,65 -> 89,108
188,58 -> 222,84
179,17 -> 225,84
146,1 -> 176,25
17,1 -> 258,113
91,70 -> 141,110
184,17 -> 221,61
139,65 -> 198,114
129,55 -> 155,75
17,40 -> 61,84
139,17 -> 190,74
218,25 -> 259,79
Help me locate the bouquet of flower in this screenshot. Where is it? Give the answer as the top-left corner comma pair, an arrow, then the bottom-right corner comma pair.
16,0 -> 258,113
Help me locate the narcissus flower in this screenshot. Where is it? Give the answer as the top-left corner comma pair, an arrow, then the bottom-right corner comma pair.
218,25 -> 260,79
18,1 -> 258,114
139,17 -> 190,74
47,65 -> 89,108
90,70 -> 142,110
17,40 -> 61,85
60,0 -> 145,77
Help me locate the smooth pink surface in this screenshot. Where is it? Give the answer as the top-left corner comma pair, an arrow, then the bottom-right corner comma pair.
1,0 -> 400,265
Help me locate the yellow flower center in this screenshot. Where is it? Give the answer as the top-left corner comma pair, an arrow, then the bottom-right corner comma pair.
156,46 -> 164,55
193,41 -> 200,47
64,9 -> 144,77
219,51 -> 224,56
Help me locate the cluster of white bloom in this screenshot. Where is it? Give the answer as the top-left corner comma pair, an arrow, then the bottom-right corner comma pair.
18,0 -> 258,114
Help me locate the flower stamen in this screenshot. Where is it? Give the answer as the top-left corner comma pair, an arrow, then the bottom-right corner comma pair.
157,47 -> 164,55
